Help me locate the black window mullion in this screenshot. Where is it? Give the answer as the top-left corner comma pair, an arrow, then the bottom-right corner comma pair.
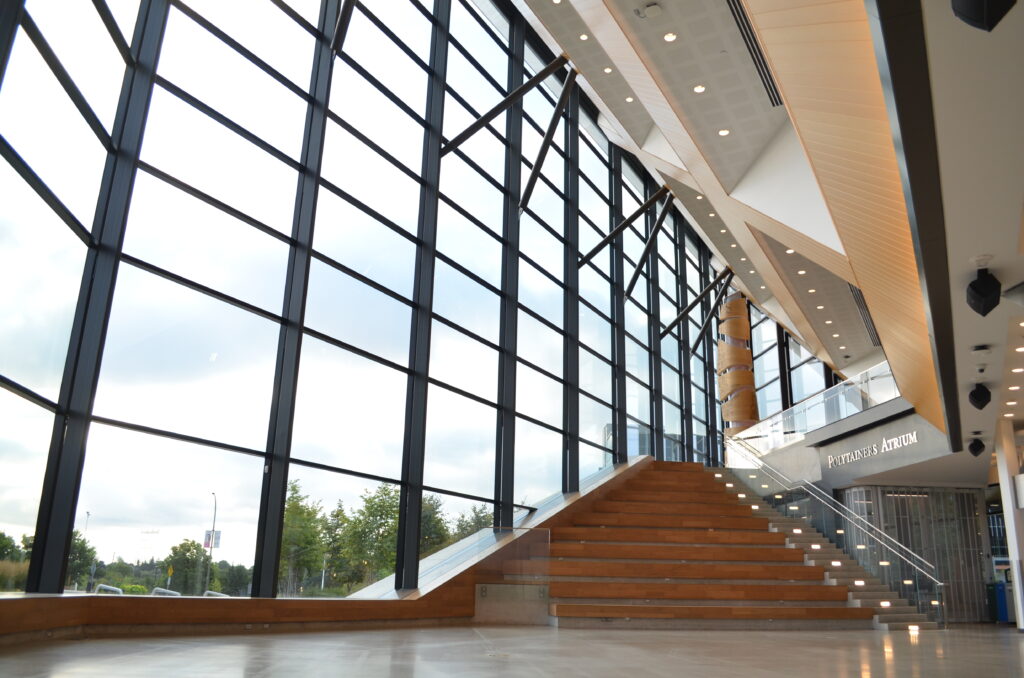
0,0 -> 22,89
562,86 -> 580,492
495,11 -> 524,530
647,188 -> 664,460
394,0 -> 450,591
27,0 -> 169,594
778,323 -> 794,410
251,0 -> 338,598
610,149 -> 627,463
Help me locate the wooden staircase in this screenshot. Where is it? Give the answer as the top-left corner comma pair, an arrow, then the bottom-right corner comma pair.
716,469 -> 940,631
505,461 -> 877,629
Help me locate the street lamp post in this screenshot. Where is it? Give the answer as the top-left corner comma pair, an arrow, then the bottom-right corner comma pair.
204,492 -> 217,594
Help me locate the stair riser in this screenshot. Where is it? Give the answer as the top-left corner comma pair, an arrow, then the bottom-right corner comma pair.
550,527 -> 786,546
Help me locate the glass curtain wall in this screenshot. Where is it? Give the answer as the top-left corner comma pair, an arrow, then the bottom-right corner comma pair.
0,0 -> 720,598
750,305 -> 829,419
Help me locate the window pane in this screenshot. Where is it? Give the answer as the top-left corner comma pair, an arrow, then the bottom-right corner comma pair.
159,8 -> 307,158
792,360 -> 825,403
439,154 -> 504,231
430,321 -> 498,401
420,492 -> 492,562
627,378 -> 650,424
321,121 -> 421,233
442,94 -> 506,183
448,0 -> 507,81
26,0 -> 126,129
579,264 -> 611,317
0,163 -> 87,399
94,266 -> 279,449
186,0 -> 316,88
625,338 -> 650,384
330,60 -> 425,172
517,311 -> 562,377
580,348 -> 612,404
754,348 -> 780,388
625,300 -> 648,344
313,188 -> 416,298
516,363 -> 562,429
432,260 -> 500,344
280,464 -> 399,597
340,10 -> 428,113
437,202 -> 502,288
580,394 -> 613,448
305,260 -> 411,366
123,172 -> 289,313
143,87 -> 297,234
519,260 -> 563,328
579,304 -> 611,356
752,320 -> 777,356
514,417 -> 562,507
580,444 -> 613,484
0,28 -> 107,225
661,363 -> 680,403
423,386 -> 495,499
292,337 -> 406,480
362,0 -> 433,60
627,422 -> 652,456
519,214 -> 563,277
72,424 -> 263,595
757,382 -> 783,418
0,392 -> 52,592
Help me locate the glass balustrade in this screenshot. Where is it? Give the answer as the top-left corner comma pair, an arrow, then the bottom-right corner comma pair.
737,361 -> 900,456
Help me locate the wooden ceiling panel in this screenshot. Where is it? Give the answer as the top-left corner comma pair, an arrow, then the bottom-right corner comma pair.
742,0 -> 945,433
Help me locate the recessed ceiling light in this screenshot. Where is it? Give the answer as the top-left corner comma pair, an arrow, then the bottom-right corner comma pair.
740,257 -> 747,262
603,67 -> 612,74
1010,386 -> 1021,391
693,84 -> 706,93
785,249 -> 795,254
1005,413 -> 1014,418
553,0 -> 562,4
718,129 -> 730,136
816,305 -> 824,310
808,289 -> 816,293
1016,347 -> 1024,353
709,213 -> 716,217
730,243 -> 737,248
696,195 -> 703,200
797,270 -> 806,275
1015,368 -> 1024,373
839,345 -> 846,350
664,32 -> 678,42
625,96 -> 634,102
832,333 -> 840,338
720,229 -> 726,233
1019,321 -> 1024,327
1008,401 -> 1018,406
760,285 -> 765,289
749,270 -> 755,274
825,320 -> 832,324
579,33 -> 589,40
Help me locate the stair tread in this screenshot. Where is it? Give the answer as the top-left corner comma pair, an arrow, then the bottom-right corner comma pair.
550,603 -> 877,620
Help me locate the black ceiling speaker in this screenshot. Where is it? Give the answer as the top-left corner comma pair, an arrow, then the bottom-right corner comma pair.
969,383 -> 991,410
968,438 -> 986,457
953,0 -> 1017,31
966,268 -> 1001,316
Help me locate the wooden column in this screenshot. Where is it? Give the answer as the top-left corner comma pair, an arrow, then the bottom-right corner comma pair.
717,295 -> 758,435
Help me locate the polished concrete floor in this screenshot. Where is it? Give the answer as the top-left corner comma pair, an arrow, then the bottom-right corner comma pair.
0,625 -> 1021,677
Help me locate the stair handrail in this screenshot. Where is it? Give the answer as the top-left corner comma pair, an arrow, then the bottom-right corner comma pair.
725,437 -> 942,584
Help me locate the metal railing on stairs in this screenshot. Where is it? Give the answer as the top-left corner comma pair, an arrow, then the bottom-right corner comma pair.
724,436 -> 946,626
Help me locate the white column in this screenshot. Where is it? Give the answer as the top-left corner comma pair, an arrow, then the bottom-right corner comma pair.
995,418 -> 1024,630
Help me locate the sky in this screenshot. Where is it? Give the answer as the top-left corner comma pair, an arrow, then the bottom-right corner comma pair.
0,0 -> 711,573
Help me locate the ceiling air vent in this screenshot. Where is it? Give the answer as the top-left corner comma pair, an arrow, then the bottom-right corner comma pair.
725,0 -> 783,107
849,285 -> 882,347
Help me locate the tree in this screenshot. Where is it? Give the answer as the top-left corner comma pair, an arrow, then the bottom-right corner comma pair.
66,531 -> 96,588
278,481 -> 324,596
342,485 -> 400,584
419,494 -> 451,557
217,561 -> 251,597
0,531 -> 20,561
322,501 -> 362,592
164,539 -> 211,596
452,504 -> 493,541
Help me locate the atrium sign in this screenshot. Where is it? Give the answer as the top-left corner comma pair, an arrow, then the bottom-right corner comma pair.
826,431 -> 918,469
